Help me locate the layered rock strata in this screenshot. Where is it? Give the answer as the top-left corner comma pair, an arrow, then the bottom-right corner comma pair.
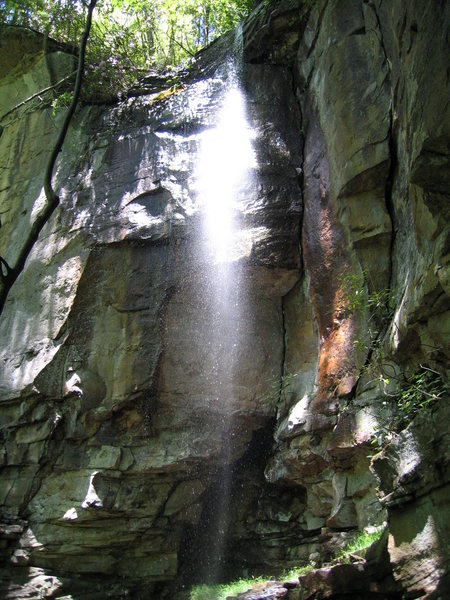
0,23 -> 304,598
0,0 -> 449,597
245,0 -> 449,596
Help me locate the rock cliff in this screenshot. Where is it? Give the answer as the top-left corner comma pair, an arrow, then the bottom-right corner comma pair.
0,1 -> 449,598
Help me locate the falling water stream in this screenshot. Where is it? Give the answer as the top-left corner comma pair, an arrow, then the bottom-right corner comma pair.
192,44 -> 257,583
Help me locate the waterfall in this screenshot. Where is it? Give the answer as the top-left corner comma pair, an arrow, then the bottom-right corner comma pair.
192,29 -> 256,582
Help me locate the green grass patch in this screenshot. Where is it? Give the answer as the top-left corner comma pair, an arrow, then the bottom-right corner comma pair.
188,530 -> 384,599
281,564 -> 314,579
189,565 -> 314,599
189,577 -> 266,600
335,529 -> 383,562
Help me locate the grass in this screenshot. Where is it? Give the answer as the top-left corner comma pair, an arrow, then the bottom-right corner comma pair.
189,577 -> 266,600
281,564 -> 314,579
188,529 -> 384,599
188,564 -> 315,599
335,528 -> 383,563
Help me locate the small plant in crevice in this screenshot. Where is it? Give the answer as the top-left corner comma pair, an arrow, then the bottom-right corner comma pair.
339,270 -> 394,349
366,364 -> 448,454
52,91 -> 74,115
369,415 -> 395,453
396,365 -> 449,425
333,528 -> 384,564
258,372 -> 299,412
326,270 -> 395,399
337,272 -> 449,438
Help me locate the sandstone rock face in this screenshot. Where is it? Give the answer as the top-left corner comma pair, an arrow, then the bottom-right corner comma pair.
245,0 -> 449,596
0,0 -> 449,597
371,402 -> 450,597
0,24 -> 303,597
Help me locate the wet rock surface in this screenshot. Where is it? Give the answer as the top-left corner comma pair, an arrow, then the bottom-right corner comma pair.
0,21 -> 303,598
0,0 -> 449,597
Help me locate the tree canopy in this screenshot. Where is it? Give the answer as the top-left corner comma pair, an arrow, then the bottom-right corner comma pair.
0,0 -> 255,98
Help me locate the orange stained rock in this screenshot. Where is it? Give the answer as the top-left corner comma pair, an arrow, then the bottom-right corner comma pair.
315,316 -> 357,411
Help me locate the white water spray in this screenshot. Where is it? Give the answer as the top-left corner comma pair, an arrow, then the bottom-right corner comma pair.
192,42 -> 258,582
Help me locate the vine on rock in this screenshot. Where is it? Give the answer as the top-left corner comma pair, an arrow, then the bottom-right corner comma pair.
0,0 -> 97,317
339,272 -> 449,445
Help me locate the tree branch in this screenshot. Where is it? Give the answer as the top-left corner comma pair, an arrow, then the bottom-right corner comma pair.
0,0 -> 97,317
172,36 -> 196,58
0,70 -> 77,122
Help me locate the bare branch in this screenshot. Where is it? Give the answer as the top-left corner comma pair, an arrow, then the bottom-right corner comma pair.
0,70 -> 77,123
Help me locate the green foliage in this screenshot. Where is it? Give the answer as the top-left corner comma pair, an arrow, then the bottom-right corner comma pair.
0,0 -> 85,39
338,270 -> 392,391
187,530 -> 384,598
339,270 -> 393,340
334,528 -> 383,563
367,365 -> 448,455
339,272 -> 448,436
188,568 -> 312,599
369,412 -> 392,452
186,528 -> 385,598
397,366 -> 448,423
281,564 -> 314,579
52,91 -> 73,115
1,0 -> 255,99
339,271 -> 367,314
189,576 -> 266,600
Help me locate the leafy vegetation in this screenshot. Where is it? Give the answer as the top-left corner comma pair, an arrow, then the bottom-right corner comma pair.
366,362 -> 449,443
51,90 -> 73,115
187,569 -> 312,600
0,0 -> 255,99
186,530 -> 383,598
340,272 -> 448,425
396,366 -> 448,423
338,270 -> 391,396
334,528 -> 383,563
281,564 -> 314,578
339,270 -> 393,349
189,577 -> 266,600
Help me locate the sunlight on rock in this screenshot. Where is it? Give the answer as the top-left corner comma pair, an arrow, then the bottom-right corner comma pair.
30,188 -> 47,222
81,471 -> 103,509
390,272 -> 411,350
417,515 -> 439,549
21,528 -> 43,550
354,408 -> 378,444
389,514 -> 443,589
63,507 -> 78,521
399,434 -> 421,477
0,3 -> 447,596
64,370 -> 82,396
288,394 -> 310,429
